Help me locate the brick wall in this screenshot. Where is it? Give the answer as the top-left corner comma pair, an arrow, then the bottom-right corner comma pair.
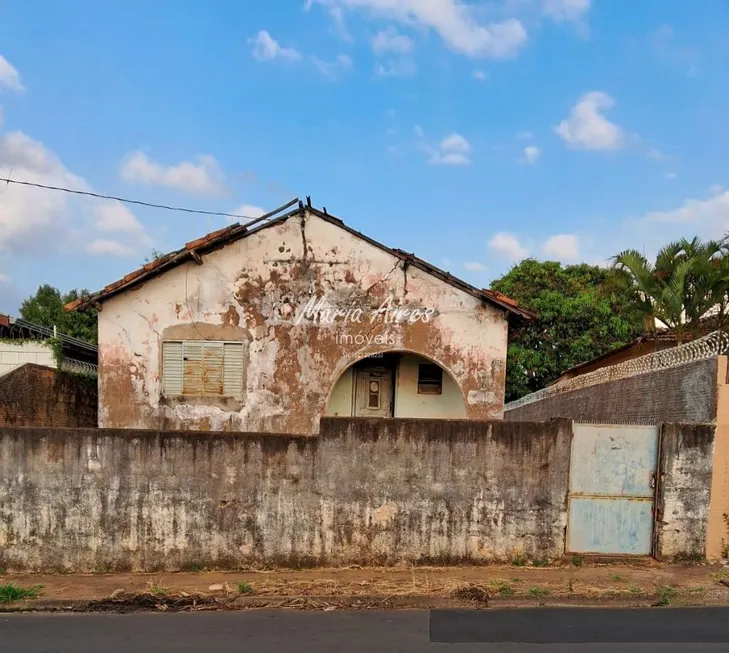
505,358 -> 718,424
0,363 -> 97,428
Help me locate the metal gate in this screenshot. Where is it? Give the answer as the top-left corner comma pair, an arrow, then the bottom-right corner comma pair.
566,424 -> 659,556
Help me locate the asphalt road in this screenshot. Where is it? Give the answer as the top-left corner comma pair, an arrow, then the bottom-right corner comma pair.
1,608 -> 729,652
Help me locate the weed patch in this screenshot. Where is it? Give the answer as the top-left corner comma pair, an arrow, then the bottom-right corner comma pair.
0,583 -> 43,604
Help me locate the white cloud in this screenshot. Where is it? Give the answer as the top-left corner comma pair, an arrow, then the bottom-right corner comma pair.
542,0 -> 591,23
646,147 -> 663,161
372,27 -> 415,77
664,172 -> 677,180
520,145 -> 541,165
308,0 -> 527,58
516,131 -> 533,140
641,191 -> 729,226
372,27 -> 414,54
426,132 -> 471,165
0,131 -> 87,255
235,204 -> 266,219
542,234 -> 580,261
0,273 -> 9,283
92,203 -> 153,254
119,151 -> 227,196
312,53 -> 353,79
86,239 -> 137,258
95,203 -> 146,235
249,30 -> 302,62
328,5 -> 355,42
0,55 -> 24,92
555,91 -> 625,150
488,232 -> 528,262
709,184 -> 723,196
464,261 -> 486,271
377,58 -> 416,77
226,203 -> 266,224
472,69 -> 487,81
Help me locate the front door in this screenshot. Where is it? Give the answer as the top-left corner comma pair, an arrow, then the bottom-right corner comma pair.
354,365 -> 394,417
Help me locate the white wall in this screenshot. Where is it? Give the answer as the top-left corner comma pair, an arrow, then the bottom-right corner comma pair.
394,354 -> 467,419
326,367 -> 354,416
0,341 -> 55,377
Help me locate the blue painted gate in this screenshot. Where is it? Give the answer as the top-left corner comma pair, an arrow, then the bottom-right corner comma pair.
566,424 -> 659,556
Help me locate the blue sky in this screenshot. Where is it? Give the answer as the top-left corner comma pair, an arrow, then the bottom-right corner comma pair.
1,0 -> 728,313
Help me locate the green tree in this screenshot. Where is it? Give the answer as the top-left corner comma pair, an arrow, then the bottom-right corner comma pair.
19,284 -> 97,344
612,237 -> 728,344
491,260 -> 645,402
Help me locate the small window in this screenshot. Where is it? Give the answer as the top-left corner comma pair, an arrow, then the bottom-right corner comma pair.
367,379 -> 381,409
418,364 -> 443,395
162,340 -> 244,399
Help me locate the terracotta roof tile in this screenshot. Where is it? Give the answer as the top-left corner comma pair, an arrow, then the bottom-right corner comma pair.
67,200 -> 534,320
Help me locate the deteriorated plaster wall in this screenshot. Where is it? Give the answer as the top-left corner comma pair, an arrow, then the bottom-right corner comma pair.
0,418 -> 572,571
0,418 -> 718,571
97,211 -> 509,433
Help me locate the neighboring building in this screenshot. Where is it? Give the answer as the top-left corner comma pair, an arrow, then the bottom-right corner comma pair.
0,314 -> 98,377
553,317 -> 724,385
69,200 -> 533,434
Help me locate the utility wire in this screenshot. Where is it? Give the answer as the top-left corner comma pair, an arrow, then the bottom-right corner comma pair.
0,176 -> 270,221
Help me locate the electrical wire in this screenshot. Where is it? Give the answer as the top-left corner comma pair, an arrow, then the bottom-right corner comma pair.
0,176 -> 267,221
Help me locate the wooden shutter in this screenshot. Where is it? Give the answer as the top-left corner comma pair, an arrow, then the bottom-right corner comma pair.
162,341 -> 183,395
202,342 -> 224,396
164,340 -> 244,397
182,341 -> 204,395
223,342 -> 244,399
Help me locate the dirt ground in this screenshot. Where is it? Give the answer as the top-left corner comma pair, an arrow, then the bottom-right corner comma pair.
3,560 -> 729,606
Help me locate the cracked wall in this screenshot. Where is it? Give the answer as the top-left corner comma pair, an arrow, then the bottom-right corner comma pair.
0,419 -> 572,571
97,211 -> 509,433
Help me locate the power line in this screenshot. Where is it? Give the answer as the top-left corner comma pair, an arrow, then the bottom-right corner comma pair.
0,176 -> 270,221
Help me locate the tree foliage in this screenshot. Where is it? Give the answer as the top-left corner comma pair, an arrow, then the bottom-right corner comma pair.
613,237 -> 729,343
19,284 -> 97,344
491,260 -> 645,402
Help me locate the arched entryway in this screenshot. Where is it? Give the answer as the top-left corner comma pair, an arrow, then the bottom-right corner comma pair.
325,351 -> 467,419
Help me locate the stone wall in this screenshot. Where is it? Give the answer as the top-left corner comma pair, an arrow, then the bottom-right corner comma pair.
505,359 -> 718,424
0,363 -> 97,428
0,418 -> 571,572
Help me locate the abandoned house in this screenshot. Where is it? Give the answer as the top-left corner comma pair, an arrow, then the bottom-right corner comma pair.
68,199 -> 533,434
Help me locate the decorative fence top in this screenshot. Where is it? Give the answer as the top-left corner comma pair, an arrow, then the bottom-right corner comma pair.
505,330 -> 729,411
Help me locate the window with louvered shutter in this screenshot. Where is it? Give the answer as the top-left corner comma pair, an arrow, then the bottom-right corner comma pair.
162,340 -> 244,399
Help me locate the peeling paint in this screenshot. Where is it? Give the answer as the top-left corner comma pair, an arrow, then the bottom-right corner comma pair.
98,212 -> 509,433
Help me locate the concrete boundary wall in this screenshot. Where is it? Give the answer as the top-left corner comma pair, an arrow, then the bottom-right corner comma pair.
0,417 -> 721,571
505,358 -> 719,424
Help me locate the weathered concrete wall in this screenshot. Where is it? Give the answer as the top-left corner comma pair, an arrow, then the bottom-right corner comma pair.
0,363 -> 97,428
505,359 -> 718,425
656,423 -> 716,559
0,418 -> 571,572
98,211 -> 509,434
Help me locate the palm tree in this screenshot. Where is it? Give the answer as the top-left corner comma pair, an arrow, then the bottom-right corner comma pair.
612,237 -> 727,344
